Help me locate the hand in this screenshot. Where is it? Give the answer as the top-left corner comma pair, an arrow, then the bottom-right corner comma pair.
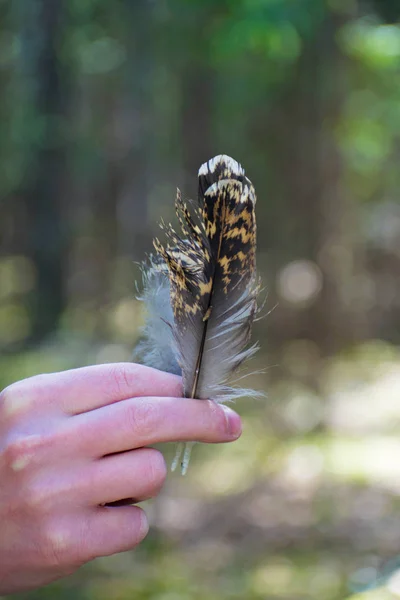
0,363 -> 242,593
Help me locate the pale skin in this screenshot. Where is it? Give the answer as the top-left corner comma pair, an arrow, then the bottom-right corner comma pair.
0,363 -> 242,594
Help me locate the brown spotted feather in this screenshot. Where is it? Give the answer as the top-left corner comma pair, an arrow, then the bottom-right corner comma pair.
138,155 -> 259,473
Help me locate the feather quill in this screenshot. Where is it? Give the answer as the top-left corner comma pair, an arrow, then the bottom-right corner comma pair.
135,155 -> 259,473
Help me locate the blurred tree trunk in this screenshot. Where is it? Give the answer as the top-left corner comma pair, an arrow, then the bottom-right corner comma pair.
17,0 -> 69,343
117,0 -> 154,260
73,0 -> 156,335
313,13 -> 368,352
180,59 -> 214,194
265,10 -> 367,355
179,5 -> 221,195
0,5 -> 12,256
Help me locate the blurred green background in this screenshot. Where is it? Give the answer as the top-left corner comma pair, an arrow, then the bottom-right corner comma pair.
1,0 -> 400,598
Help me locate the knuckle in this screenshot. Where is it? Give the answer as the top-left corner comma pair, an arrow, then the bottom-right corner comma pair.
0,446 -> 55,518
2,434 -> 47,472
0,374 -> 52,418
38,521 -> 71,568
23,478 -> 53,516
0,381 -> 32,417
108,364 -> 135,400
126,399 -> 158,437
1,439 -> 21,470
2,437 -> 39,471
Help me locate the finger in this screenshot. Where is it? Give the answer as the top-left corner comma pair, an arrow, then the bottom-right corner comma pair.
81,448 -> 167,506
72,396 -> 242,457
76,505 -> 149,561
2,363 -> 182,417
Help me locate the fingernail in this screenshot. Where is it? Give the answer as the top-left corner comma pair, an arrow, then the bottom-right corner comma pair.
139,509 -> 149,541
222,405 -> 242,438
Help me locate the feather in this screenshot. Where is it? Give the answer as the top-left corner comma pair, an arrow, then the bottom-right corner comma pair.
135,155 -> 259,473
134,259 -> 181,375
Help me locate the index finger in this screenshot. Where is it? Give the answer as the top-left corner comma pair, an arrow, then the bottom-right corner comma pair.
71,396 -> 242,457
5,363 -> 182,416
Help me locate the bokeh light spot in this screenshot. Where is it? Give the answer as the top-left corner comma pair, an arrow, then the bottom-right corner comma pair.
277,260 -> 322,307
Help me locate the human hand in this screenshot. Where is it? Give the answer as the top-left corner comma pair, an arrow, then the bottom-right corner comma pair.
0,363 -> 242,593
